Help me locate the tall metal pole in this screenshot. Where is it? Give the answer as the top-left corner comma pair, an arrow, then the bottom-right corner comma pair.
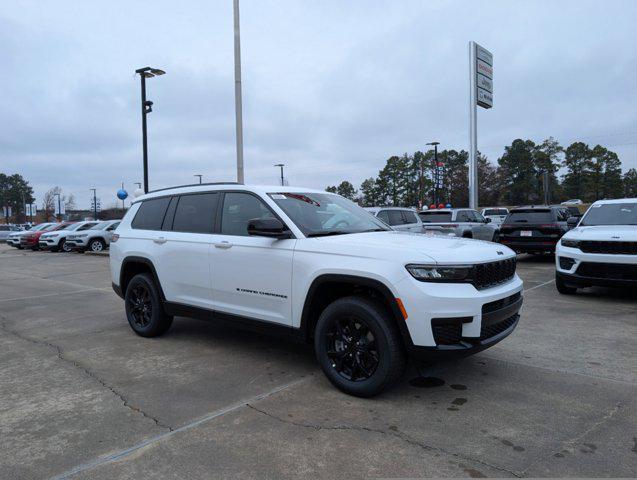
418,156 -> 423,209
194,174 -> 203,184
468,41 -> 478,210
543,171 -> 550,205
140,74 -> 149,193
274,164 -> 285,186
233,0 -> 245,184
90,188 -> 97,220
433,144 -> 439,205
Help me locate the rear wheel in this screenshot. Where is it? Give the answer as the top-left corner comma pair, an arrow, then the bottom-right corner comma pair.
89,238 -> 105,252
314,296 -> 406,397
125,273 -> 173,337
556,273 -> 577,294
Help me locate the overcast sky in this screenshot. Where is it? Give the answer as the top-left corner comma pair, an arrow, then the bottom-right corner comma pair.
1,0 -> 636,209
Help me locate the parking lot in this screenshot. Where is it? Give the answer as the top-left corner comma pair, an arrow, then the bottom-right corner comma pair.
0,243 -> 635,479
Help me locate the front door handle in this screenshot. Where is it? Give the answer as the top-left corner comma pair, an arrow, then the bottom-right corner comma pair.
214,241 -> 233,249
153,237 -> 167,244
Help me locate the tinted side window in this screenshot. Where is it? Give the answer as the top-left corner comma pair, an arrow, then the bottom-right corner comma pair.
172,193 -> 219,233
456,211 -> 471,222
78,223 -> 95,231
387,210 -> 404,226
220,193 -> 275,237
131,197 -> 171,230
376,210 -> 389,223
402,211 -> 418,224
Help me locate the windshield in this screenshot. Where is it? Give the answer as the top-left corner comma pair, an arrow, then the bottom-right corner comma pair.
64,223 -> 84,231
506,210 -> 554,223
419,211 -> 452,222
32,224 -> 49,231
91,222 -> 110,230
484,209 -> 507,216
268,192 -> 389,236
580,202 -> 637,226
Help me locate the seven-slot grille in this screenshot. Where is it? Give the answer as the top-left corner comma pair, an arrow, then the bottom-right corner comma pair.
480,314 -> 519,340
472,257 -> 516,290
579,241 -> 637,255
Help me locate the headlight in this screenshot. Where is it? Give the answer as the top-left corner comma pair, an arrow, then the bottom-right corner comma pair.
406,264 -> 473,282
78,233 -> 88,237
560,239 -> 580,248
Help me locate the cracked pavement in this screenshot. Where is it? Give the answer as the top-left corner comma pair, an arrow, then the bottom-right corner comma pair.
0,244 -> 635,478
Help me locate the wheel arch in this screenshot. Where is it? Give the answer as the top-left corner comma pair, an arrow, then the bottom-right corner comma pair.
299,274 -> 412,347
119,256 -> 166,301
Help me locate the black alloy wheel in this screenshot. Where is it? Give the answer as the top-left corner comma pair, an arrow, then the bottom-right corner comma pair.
128,283 -> 153,328
325,316 -> 379,382
124,273 -> 173,337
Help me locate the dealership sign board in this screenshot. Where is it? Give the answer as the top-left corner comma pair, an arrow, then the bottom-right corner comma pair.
475,44 -> 493,109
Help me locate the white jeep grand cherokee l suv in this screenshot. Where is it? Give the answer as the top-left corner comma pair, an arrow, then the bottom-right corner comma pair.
110,184 -> 523,397
556,198 -> 637,294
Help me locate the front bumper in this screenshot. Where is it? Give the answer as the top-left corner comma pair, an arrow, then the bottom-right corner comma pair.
66,238 -> 88,249
556,244 -> 637,288
39,239 -> 58,249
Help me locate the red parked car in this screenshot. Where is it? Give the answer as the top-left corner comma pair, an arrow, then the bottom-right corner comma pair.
20,222 -> 73,250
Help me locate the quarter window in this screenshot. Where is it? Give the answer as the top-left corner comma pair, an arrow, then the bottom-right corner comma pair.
220,193 -> 276,236
172,193 -> 219,234
131,197 -> 171,230
401,210 -> 418,224
386,210 -> 404,226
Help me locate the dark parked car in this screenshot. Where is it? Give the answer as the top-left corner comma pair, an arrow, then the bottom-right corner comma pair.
499,205 -> 571,254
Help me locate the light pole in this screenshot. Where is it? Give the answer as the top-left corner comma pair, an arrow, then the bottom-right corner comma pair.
54,193 -> 62,221
233,0 -> 245,184
426,142 -> 440,205
194,174 -> 203,184
90,188 -> 98,220
135,66 -> 165,194
274,164 -> 285,186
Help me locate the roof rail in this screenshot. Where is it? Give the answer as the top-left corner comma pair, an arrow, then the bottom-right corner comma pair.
147,182 -> 240,194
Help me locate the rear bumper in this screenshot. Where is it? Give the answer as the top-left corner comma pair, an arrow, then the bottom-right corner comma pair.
500,240 -> 557,253
557,270 -> 637,288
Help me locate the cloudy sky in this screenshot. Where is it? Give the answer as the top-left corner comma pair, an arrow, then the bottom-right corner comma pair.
1,0 -> 636,208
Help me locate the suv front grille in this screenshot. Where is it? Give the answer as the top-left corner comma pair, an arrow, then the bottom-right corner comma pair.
576,262 -> 637,280
480,314 -> 519,340
472,258 -> 516,290
579,241 -> 637,255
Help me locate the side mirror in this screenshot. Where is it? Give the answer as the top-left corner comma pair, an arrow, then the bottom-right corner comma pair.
247,218 -> 292,239
567,216 -> 579,229
484,217 -> 492,223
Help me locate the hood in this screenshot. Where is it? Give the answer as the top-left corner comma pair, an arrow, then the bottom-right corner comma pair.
563,225 -> 637,241
299,231 -> 515,264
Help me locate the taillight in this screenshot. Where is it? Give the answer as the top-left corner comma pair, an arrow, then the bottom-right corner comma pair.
539,224 -> 559,228
110,234 -> 119,243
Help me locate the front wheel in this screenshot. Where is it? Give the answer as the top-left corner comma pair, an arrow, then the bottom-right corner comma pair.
125,273 -> 173,337
89,238 -> 106,252
61,239 -> 73,253
492,231 -> 500,243
314,296 -> 406,397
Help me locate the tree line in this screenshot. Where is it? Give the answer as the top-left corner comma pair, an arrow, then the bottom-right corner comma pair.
326,138 -> 637,207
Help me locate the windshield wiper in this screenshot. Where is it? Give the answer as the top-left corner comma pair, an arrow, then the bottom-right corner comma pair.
306,230 -> 350,237
359,228 -> 387,232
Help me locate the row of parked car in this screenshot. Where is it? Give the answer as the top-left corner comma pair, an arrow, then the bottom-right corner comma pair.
3,219 -> 120,253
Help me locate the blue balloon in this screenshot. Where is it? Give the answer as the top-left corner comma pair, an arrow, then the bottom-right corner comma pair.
117,189 -> 128,200
445,203 -> 452,208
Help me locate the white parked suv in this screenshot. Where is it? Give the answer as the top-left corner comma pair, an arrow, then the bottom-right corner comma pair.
39,221 -> 98,252
556,198 -> 637,294
110,184 -> 523,397
365,207 -> 424,233
66,220 -> 121,252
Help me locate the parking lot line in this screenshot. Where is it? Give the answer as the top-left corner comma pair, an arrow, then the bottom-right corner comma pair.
50,376 -> 310,480
523,279 -> 555,292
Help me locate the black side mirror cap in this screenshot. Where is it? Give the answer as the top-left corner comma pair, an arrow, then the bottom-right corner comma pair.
247,218 -> 292,239
566,216 -> 579,228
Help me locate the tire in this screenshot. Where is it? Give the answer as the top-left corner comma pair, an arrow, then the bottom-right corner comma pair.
124,273 -> 173,337
556,273 -> 577,295
462,232 -> 472,239
61,239 -> 73,253
314,296 -> 406,397
89,238 -> 106,253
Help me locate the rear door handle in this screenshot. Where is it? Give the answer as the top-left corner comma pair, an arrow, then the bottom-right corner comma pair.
153,237 -> 167,244
214,241 -> 233,249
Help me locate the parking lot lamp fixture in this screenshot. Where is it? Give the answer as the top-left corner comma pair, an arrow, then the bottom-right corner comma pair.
426,141 -> 440,205
194,174 -> 203,184
135,66 -> 165,194
274,164 -> 285,186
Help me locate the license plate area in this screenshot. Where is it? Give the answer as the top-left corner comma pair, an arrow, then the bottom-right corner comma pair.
520,230 -> 533,237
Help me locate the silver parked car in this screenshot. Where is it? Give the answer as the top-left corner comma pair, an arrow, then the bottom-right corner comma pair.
0,224 -> 22,242
365,207 -> 424,233
419,208 -> 499,241
66,220 -> 121,252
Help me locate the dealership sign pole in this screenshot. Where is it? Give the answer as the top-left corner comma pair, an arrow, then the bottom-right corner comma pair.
468,41 -> 493,210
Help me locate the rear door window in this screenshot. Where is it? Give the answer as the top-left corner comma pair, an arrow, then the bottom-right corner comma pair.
131,197 -> 171,230
456,211 -> 471,222
401,210 -> 418,224
386,210 -> 404,226
172,193 -> 219,233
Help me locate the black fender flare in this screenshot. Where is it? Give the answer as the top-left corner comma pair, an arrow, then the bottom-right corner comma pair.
119,256 -> 167,302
